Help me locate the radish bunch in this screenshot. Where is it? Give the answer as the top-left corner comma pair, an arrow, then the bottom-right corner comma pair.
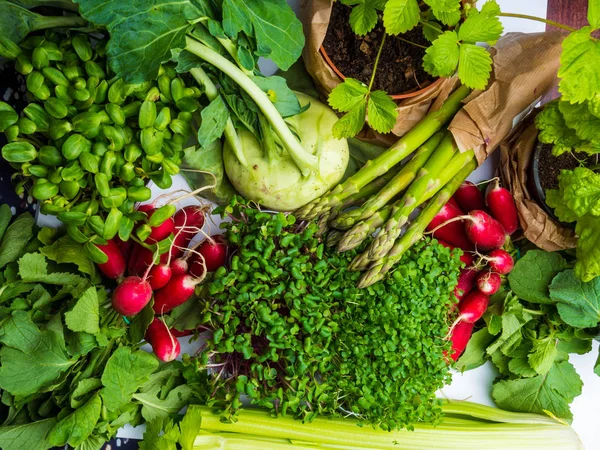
429,179 -> 518,362
93,203 -> 229,361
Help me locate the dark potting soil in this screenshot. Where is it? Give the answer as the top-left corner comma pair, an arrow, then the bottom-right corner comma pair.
322,2 -> 435,94
537,143 -> 598,191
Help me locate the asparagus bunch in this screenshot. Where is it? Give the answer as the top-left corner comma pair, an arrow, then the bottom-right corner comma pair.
295,85 -> 478,287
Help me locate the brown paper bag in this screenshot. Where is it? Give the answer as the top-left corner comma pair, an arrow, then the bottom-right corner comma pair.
498,111 -> 577,251
449,31 -> 565,164
299,0 -> 460,144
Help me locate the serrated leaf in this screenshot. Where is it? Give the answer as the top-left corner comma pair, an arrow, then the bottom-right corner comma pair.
458,43 -> 492,90
424,0 -> 460,13
458,0 -> 503,44
558,27 -> 600,104
528,337 -> 558,375
589,0 -> 600,29
40,236 -> 99,283
550,269 -> 600,327
433,8 -> 461,26
367,91 -> 398,133
64,287 -> 100,335
328,78 -> 369,112
423,30 -> 459,77
383,0 -> 420,35
558,100 -> 600,143
349,2 -> 379,36
508,250 -> 568,304
178,407 -> 203,450
332,101 -> 367,139
574,215 -> 600,282
535,101 -> 584,156
422,21 -> 443,42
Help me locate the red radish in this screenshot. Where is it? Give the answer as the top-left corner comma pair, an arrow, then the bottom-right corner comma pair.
485,249 -> 514,274
95,240 -> 126,280
137,203 -> 155,213
190,235 -> 228,275
146,216 -> 175,243
149,263 -> 172,290
457,290 -> 490,323
170,328 -> 195,338
485,180 -> 519,235
145,318 -> 181,362
437,240 -> 475,266
448,196 -> 463,212
448,321 -> 474,361
170,206 -> 207,259
427,202 -> 474,251
114,237 -> 133,263
171,257 -> 189,276
454,181 -> 486,212
455,267 -> 479,302
111,275 -> 153,315
153,274 -> 203,314
476,271 -> 502,296
463,210 -> 506,251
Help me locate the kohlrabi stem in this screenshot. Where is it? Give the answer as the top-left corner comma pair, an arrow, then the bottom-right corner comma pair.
368,33 -> 386,92
185,36 -> 319,176
189,67 -> 248,167
33,15 -> 88,31
498,13 -> 577,33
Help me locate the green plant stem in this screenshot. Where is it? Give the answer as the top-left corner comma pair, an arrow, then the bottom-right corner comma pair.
295,85 -> 472,220
189,67 -> 247,167
339,204 -> 393,253
331,131 -> 445,230
359,158 -> 477,288
32,15 -> 87,31
185,36 -> 318,175
368,33 -> 386,92
498,13 -> 577,33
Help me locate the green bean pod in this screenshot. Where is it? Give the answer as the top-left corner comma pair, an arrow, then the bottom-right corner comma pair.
59,180 -> 80,200
62,134 -> 92,160
2,142 -> 37,163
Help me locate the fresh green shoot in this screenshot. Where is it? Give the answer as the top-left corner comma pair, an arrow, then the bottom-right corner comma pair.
341,0 -> 387,36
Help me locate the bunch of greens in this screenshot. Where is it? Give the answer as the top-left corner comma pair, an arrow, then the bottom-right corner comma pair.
328,0 -> 504,138
457,249 -> 600,420
0,204 -> 205,450
183,197 -> 462,430
0,25 -> 198,262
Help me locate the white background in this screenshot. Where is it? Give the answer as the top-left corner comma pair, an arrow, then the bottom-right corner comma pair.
87,0 -> 599,446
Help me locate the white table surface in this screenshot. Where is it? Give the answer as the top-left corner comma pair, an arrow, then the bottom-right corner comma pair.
42,0 -> 600,446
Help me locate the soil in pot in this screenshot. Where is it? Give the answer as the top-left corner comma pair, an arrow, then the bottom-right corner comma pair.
322,2 -> 435,95
537,143 -> 598,190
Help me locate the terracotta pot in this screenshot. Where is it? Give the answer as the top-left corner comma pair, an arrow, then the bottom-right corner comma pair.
319,45 -> 444,100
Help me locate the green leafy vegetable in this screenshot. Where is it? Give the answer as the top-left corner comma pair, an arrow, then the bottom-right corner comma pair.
558,27 -> 600,104
0,212 -> 34,269
508,250 -> 568,304
47,393 -> 102,447
342,0 -> 385,36
0,419 -> 57,450
64,287 -> 100,335
383,0 -> 421,35
550,269 -> 600,328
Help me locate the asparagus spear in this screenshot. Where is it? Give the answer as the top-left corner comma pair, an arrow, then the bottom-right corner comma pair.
338,204 -> 393,252
367,134 -> 460,260
326,229 -> 345,248
330,131 -> 446,231
358,159 -> 478,288
294,85 -> 472,221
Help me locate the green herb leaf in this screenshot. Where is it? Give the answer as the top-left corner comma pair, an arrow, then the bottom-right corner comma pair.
18,252 -> 47,279
133,384 -> 193,422
422,21 -> 443,43
508,250 -> 568,304
433,8 -> 461,26
367,91 -> 398,134
383,0 -> 420,35
0,212 -> 34,269
424,0 -> 460,12
423,31 -> 460,77
71,378 -> 103,409
588,0 -> 600,30
332,101 -> 367,139
558,27 -> 600,104
492,360 -> 582,420
40,236 -> 99,283
528,337 -> 558,375
508,357 -> 538,378
197,96 -> 230,147
0,418 -> 57,450
549,269 -> 600,328
559,100 -> 600,144
328,78 -> 369,112
178,406 -> 203,450
456,327 -> 495,371
100,346 -> 159,411
535,101 -> 584,156
574,214 -> 600,282
0,204 -> 12,243
559,167 -> 600,217
458,43 -> 492,90
222,0 -> 304,70
64,287 -> 100,335
140,418 -> 180,450
47,392 -> 102,448
458,0 -> 503,44
0,311 -> 41,353
345,0 -> 380,36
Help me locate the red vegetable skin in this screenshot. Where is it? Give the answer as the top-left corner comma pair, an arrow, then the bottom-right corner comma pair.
113,236 -> 133,263
457,290 -> 490,323
111,276 -> 153,316
426,202 -> 474,251
140,207 -> 175,244
128,244 -> 167,278
448,197 -> 463,212
454,181 -> 486,212
486,179 -> 519,235
95,239 -> 126,280
455,267 -> 479,302
448,321 -> 475,361
170,206 -> 207,259
486,249 -> 514,274
476,271 -> 501,296
437,240 -> 475,266
190,235 -> 228,276
464,210 -> 506,251
145,319 -> 181,362
170,257 -> 189,276
153,274 -> 200,314
148,263 -> 172,290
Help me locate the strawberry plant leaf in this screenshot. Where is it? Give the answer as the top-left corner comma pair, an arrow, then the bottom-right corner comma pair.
367,90 -> 398,133
383,0 -> 420,35
589,0 -> 600,29
347,1 -> 380,36
558,27 -> 600,104
424,0 -> 460,13
458,43 -> 492,90
423,30 -> 460,77
332,101 -> 367,139
422,20 -> 443,42
458,0 -> 503,44
328,78 -> 369,112
433,8 -> 461,26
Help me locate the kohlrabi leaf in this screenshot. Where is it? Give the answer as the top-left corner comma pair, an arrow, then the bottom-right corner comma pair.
328,78 -> 369,112
367,90 -> 398,133
251,75 -> 302,118
458,43 -> 492,90
558,27 -> 600,104
550,269 -> 600,327
433,8 -> 461,26
74,0 -> 201,83
574,214 -> 600,282
332,101 -> 367,139
458,0 -> 503,44
383,0 -> 420,35
221,0 -> 304,70
535,101 -> 583,156
589,0 -> 600,29
423,30 -> 459,77
197,96 -> 230,147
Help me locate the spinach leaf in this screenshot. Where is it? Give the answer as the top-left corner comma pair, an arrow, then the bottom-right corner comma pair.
549,269 -> 600,328
0,418 -> 57,450
508,250 -> 568,304
0,212 -> 34,269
